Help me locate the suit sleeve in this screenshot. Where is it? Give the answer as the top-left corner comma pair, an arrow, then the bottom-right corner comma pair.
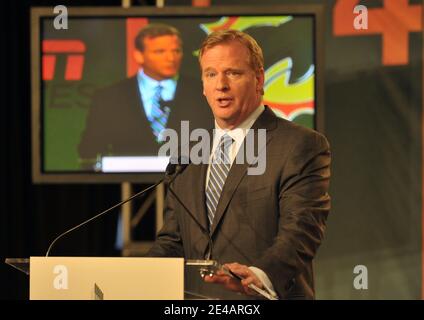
255,130 -> 331,299
146,187 -> 185,257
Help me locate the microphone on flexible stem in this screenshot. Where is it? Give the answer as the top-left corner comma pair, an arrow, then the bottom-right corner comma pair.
45,160 -> 185,257
164,155 -> 214,259
167,185 -> 213,260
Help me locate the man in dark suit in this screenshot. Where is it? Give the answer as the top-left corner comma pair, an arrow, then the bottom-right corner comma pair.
78,24 -> 212,169
147,30 -> 331,300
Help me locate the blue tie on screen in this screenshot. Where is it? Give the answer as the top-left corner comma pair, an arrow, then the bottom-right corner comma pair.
150,85 -> 170,142
206,134 -> 234,229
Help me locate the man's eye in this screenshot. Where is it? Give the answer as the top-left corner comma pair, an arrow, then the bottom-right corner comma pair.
205,72 -> 216,78
227,71 -> 241,77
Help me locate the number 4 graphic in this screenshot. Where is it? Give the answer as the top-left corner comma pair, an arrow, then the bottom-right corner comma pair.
334,0 -> 421,65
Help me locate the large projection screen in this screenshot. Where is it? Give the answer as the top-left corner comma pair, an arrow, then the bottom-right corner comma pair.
31,5 -> 325,183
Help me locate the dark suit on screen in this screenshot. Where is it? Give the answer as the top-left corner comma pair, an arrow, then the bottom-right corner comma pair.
147,106 -> 331,299
78,75 -> 212,166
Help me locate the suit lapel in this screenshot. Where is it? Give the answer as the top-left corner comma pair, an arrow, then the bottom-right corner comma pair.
209,161 -> 249,236
209,106 -> 277,236
188,162 -> 209,232
178,128 -> 213,234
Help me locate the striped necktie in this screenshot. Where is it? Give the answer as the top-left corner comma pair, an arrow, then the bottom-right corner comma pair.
206,134 -> 234,229
150,85 -> 170,142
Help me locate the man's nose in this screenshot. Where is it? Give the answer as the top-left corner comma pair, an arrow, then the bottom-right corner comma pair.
216,74 -> 229,91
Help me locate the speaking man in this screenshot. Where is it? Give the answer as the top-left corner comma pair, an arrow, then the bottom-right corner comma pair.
147,30 -> 331,300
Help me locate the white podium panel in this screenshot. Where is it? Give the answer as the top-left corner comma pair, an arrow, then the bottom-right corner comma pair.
29,257 -> 184,300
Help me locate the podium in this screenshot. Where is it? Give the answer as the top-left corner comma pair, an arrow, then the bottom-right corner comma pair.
6,257 -> 185,300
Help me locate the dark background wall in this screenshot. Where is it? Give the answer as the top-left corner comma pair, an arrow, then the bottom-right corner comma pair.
1,0 -> 422,299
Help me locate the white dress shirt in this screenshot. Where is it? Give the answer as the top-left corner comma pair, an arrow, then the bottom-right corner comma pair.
137,69 -> 177,121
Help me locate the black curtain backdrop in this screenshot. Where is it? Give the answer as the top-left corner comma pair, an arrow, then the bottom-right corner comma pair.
1,0 -> 423,300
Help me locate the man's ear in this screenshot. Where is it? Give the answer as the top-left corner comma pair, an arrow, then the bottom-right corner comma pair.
201,72 -> 206,96
133,50 -> 144,66
256,68 -> 265,95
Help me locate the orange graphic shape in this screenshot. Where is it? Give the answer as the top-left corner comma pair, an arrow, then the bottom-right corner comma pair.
333,0 -> 422,65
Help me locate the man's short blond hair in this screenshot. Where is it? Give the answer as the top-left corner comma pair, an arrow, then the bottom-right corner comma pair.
199,30 -> 264,74
135,23 -> 182,52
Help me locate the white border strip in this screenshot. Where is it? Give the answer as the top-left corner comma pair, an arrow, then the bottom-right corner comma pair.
101,156 -> 169,172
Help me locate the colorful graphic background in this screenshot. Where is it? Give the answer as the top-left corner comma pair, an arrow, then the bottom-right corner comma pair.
42,15 -> 316,171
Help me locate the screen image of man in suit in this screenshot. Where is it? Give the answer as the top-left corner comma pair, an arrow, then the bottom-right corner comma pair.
78,23 -> 212,169
147,30 -> 331,300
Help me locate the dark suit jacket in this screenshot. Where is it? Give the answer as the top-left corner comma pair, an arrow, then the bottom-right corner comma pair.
147,106 -> 331,300
78,75 -> 213,165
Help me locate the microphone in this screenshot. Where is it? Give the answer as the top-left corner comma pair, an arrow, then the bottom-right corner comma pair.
164,155 -> 190,184
45,160 -> 184,257
165,157 -> 213,260
167,186 -> 213,260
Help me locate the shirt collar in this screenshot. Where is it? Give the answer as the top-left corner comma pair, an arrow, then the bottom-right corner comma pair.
213,105 -> 265,146
137,69 -> 177,93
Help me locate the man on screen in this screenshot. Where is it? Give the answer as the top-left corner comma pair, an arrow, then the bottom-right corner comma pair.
147,30 -> 331,299
78,23 -> 212,168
